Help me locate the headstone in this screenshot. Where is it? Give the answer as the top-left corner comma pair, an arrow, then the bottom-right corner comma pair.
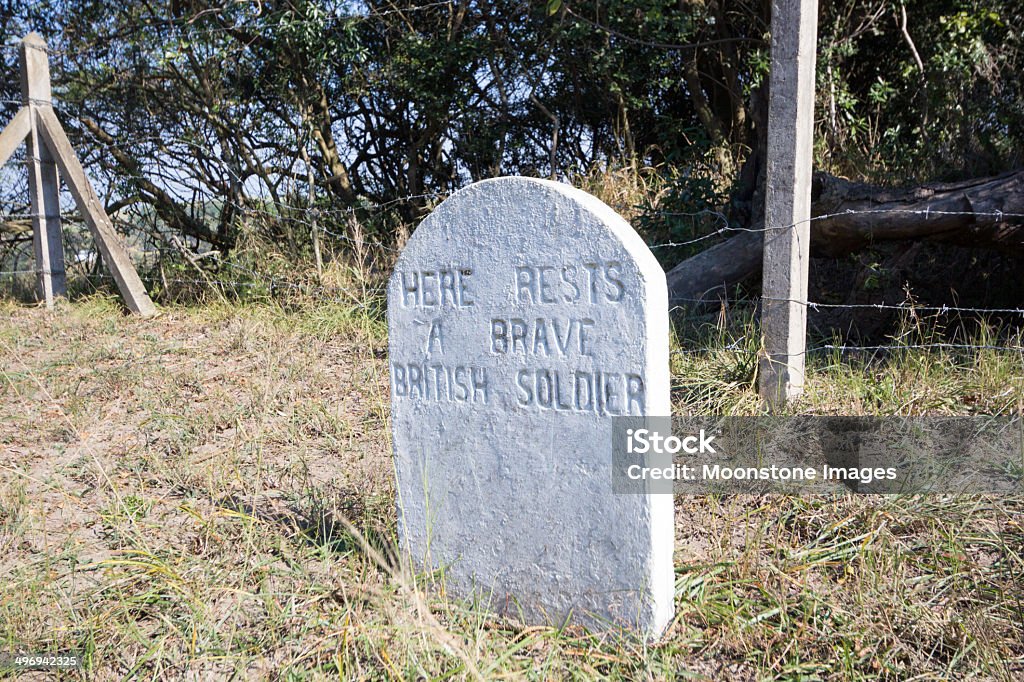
387,177 -> 673,638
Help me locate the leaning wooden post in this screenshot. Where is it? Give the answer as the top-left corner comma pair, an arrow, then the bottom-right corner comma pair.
35,108 -> 157,317
20,32 -> 66,307
759,0 -> 818,408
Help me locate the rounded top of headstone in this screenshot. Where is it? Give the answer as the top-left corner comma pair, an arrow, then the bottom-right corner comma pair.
393,176 -> 664,293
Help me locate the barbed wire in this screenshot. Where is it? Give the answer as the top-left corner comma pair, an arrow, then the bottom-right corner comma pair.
6,260 -> 1017,358
667,342 -> 1024,358
8,262 -> 1024,360
809,343 -> 1024,354
8,260 -> 1021,360
0,266 -> 371,302
5,127 -> 1019,241
0,165 -> 1020,232
0,98 -> 43,106
1,212 -> 84,222
647,207 -> 1024,250
3,53 -> 1013,260
2,194 -> 1021,263
4,183 -> 1024,367
762,297 -> 1024,316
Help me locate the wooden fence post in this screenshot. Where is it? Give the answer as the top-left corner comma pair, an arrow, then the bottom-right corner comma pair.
20,32 -> 66,307
759,0 -> 818,408
36,108 -> 157,317
1,33 -> 155,316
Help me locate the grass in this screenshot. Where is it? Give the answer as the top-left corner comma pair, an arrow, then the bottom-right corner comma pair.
1,294 -> 1022,680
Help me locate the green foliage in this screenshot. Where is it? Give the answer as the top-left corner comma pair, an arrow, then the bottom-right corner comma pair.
817,0 -> 1023,182
1,0 -> 1021,276
635,129 -> 730,263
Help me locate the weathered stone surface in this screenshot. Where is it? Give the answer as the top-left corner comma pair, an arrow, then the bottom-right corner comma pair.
387,177 -> 672,638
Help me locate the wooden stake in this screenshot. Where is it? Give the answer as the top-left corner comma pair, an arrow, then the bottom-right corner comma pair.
20,33 -> 66,307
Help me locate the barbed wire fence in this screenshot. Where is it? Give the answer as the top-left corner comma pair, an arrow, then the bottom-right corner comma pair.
4,174 -> 1024,369
5,165 -> 1024,355
2,18 -> 1024,378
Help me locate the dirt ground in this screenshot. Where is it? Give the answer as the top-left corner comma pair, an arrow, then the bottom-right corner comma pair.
2,298 -> 1022,680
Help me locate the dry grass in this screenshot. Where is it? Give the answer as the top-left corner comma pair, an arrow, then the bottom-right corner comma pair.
1,296 -> 1022,680
573,162 -> 667,223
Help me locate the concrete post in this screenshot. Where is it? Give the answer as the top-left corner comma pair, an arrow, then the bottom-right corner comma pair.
20,32 -> 66,307
0,108 -> 31,168
35,107 -> 157,317
760,0 -> 818,408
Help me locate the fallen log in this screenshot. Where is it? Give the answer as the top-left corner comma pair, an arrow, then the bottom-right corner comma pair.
667,170 -> 1024,307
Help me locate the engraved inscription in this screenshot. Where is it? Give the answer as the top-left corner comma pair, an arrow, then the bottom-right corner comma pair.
426,319 -> 444,353
490,317 -> 595,357
400,268 -> 474,308
392,362 -> 489,404
515,369 -> 645,415
396,260 -> 638,414
515,262 -> 625,305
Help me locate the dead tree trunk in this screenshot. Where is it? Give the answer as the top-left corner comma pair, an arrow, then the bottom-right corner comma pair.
667,170 -> 1024,307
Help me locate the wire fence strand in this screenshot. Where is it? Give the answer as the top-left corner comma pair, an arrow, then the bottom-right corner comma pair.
4,190 -> 1024,363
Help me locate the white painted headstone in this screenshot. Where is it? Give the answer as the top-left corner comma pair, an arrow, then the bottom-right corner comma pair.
387,177 -> 673,638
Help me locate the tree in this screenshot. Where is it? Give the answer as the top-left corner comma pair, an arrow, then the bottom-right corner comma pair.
0,0 -> 1020,279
